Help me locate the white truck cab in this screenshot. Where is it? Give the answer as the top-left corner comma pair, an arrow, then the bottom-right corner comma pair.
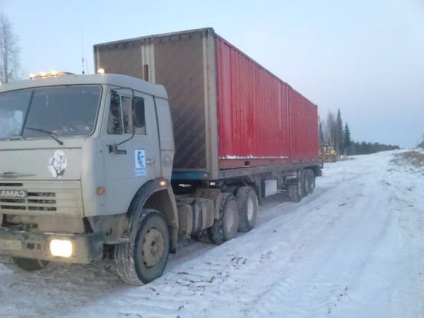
0,73 -> 179,284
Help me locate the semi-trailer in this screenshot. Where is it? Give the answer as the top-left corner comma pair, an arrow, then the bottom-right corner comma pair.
0,28 -> 321,285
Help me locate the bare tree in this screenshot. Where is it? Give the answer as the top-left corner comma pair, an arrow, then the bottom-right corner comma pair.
0,13 -> 20,83
323,110 -> 336,146
322,109 -> 344,157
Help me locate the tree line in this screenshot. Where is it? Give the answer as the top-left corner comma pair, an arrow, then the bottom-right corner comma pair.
320,109 -> 400,156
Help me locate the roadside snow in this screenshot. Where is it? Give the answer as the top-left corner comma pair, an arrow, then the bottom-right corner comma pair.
1,150 -> 423,318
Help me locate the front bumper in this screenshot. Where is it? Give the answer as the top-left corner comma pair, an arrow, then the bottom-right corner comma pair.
0,229 -> 103,264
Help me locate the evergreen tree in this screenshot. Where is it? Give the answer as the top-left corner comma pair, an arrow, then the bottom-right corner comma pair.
343,123 -> 351,155
319,119 -> 324,145
335,109 -> 343,156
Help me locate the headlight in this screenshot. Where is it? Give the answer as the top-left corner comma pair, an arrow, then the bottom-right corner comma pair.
50,239 -> 73,257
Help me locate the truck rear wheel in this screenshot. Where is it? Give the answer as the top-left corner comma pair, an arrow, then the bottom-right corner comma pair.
208,193 -> 239,244
14,258 -> 49,271
237,187 -> 258,232
115,209 -> 169,286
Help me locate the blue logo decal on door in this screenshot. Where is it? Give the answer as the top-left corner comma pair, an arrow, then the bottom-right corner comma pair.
135,150 -> 146,176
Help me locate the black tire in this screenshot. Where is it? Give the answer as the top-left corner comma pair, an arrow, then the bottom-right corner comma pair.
309,170 -> 316,193
288,170 -> 304,202
304,169 -> 316,195
115,209 -> 169,286
304,170 -> 311,195
237,186 -> 258,232
208,193 -> 239,245
14,258 -> 49,271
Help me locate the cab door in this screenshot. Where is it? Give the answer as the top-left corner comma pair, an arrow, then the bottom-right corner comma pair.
101,89 -> 160,215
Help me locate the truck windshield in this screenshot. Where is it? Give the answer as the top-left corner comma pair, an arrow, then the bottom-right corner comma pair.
0,85 -> 101,141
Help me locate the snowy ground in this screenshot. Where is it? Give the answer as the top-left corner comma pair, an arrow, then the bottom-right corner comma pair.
1,150 -> 423,318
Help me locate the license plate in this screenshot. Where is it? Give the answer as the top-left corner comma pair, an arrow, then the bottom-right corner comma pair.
0,240 -> 22,251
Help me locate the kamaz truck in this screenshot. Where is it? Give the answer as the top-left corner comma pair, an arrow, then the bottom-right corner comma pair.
0,28 -> 321,285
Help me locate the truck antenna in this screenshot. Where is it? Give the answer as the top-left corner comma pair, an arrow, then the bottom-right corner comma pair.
81,28 -> 85,74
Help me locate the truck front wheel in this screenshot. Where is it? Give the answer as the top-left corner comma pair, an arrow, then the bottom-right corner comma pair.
208,193 -> 239,244
115,209 -> 169,286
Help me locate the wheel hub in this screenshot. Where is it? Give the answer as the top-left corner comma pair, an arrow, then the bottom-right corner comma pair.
142,228 -> 165,268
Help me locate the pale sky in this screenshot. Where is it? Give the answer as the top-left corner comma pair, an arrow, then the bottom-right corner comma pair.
2,0 -> 423,148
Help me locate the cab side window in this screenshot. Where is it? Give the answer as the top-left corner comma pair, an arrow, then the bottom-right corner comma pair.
122,96 -> 132,134
133,97 -> 146,135
107,90 -> 123,135
107,90 -> 146,135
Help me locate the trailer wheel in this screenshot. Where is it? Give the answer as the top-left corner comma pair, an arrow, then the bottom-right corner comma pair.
14,258 -> 49,271
208,193 -> 239,244
304,170 -> 311,195
288,170 -> 304,202
304,169 -> 315,195
237,187 -> 258,232
309,170 -> 316,193
115,209 -> 169,286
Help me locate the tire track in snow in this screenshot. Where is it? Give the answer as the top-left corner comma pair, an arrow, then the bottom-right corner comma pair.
247,154 -> 424,318
245,175 -> 384,317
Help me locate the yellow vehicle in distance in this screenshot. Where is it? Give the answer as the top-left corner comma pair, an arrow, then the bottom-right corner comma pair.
319,145 -> 337,163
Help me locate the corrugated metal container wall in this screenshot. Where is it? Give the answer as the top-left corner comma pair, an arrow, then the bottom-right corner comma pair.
152,32 -> 209,172
93,39 -> 143,79
94,30 -> 215,176
215,37 -> 290,169
288,87 -> 319,162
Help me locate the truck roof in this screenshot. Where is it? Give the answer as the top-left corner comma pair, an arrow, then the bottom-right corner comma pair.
0,73 -> 168,99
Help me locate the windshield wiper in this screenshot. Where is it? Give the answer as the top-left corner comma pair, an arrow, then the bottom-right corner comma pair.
25,127 -> 64,145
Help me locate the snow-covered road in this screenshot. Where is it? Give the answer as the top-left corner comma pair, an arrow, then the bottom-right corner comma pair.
1,150 -> 423,318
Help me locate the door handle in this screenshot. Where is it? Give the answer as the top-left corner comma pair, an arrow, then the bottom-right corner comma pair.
146,159 -> 155,164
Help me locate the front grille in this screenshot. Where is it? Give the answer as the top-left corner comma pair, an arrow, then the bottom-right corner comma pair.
1,191 -> 57,211
0,183 -> 23,187
0,181 -> 82,215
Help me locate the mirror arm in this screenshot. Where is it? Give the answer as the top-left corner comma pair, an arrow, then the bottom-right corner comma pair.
108,144 -> 127,155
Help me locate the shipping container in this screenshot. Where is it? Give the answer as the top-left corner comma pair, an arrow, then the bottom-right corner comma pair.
94,28 -> 320,180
